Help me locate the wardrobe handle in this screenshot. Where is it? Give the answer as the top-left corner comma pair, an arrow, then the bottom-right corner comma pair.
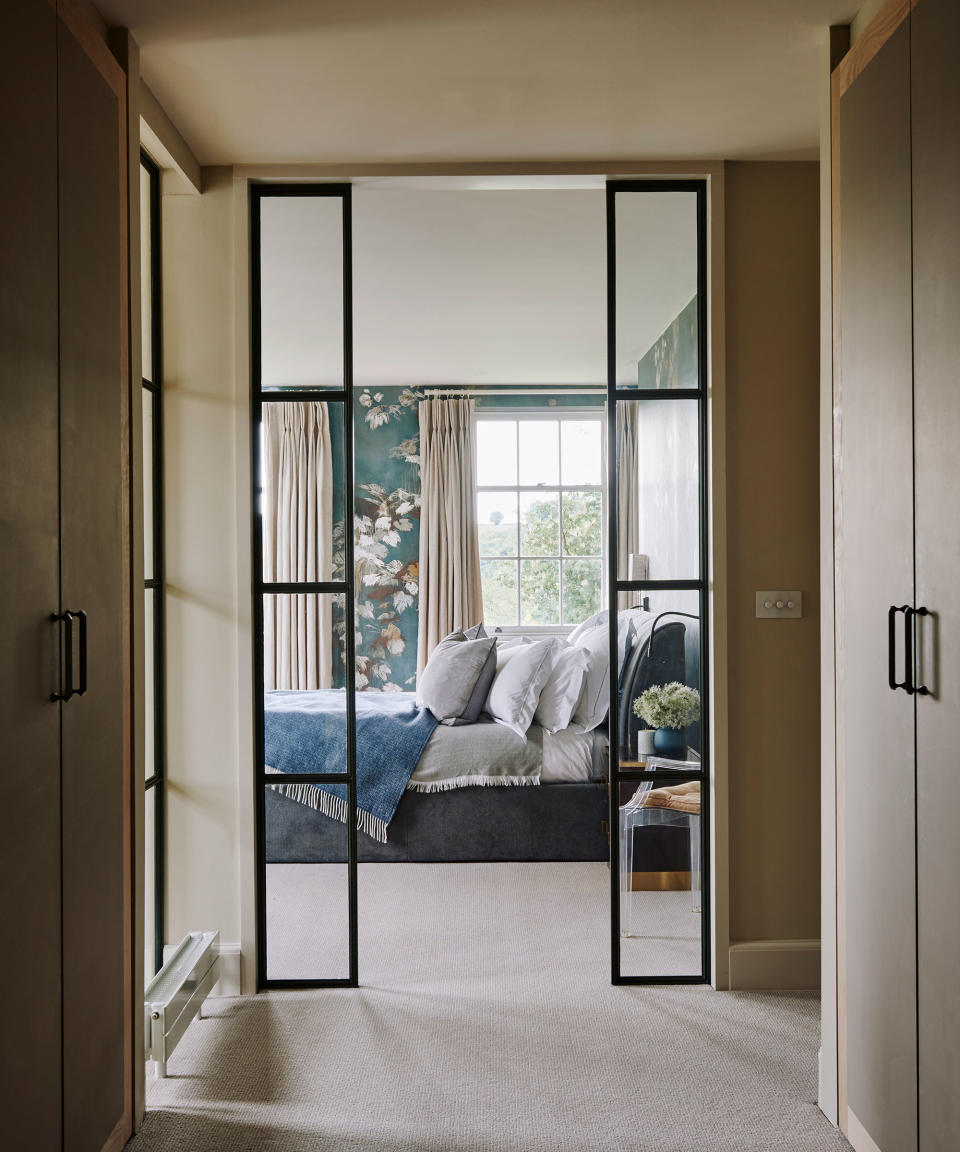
902,607 -> 915,695
888,605 -> 899,690
914,606 -> 930,696
50,611 -> 75,702
71,610 -> 88,696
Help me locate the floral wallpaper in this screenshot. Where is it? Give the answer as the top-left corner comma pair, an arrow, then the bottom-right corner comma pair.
636,295 -> 698,390
346,387 -> 423,691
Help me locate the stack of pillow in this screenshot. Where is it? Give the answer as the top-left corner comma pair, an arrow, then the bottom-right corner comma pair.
416,607 -> 653,741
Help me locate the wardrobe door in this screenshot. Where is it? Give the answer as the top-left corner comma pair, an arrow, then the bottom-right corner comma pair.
0,2 -> 62,1147
912,0 -> 960,1146
57,15 -> 129,1151
836,17 -> 917,1152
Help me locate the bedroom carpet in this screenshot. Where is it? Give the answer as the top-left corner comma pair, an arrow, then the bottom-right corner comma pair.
134,862 -> 849,1152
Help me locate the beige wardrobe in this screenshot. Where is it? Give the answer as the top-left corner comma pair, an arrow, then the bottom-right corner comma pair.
833,0 -> 960,1148
0,1 -> 133,1149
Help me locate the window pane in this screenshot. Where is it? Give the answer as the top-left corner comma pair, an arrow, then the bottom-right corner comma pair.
140,163 -> 152,382
520,558 -> 559,625
477,420 -> 516,486
260,196 -> 344,390
561,420 -> 602,484
478,491 -> 518,556
518,420 -> 559,485
618,774 -> 703,978
260,401 -> 346,582
263,592 -> 349,693
614,190 -> 699,390
144,784 -> 157,986
617,398 -> 700,580
562,558 -> 602,624
520,491 -> 559,556
561,490 -> 601,556
144,589 -> 155,780
480,559 -> 518,626
143,390 -> 154,581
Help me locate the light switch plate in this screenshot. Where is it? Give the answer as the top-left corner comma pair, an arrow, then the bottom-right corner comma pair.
755,590 -> 802,619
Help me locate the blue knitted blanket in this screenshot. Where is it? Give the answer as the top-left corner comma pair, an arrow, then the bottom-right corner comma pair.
264,690 -> 439,843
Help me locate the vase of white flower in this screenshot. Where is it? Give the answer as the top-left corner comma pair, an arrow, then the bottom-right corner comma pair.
632,682 -> 700,761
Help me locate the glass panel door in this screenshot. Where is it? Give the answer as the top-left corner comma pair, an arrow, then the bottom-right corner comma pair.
252,186 -> 357,987
606,181 -> 709,983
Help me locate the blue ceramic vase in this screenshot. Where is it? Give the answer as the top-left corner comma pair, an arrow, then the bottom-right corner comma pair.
653,726 -> 686,760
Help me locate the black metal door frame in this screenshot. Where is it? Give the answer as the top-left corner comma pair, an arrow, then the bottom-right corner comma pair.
606,179 -> 711,984
250,183 -> 358,989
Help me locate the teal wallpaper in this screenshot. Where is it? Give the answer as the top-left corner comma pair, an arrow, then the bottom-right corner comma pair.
636,295 -> 698,389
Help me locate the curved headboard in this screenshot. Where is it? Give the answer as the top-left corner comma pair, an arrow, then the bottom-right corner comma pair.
617,613 -> 701,759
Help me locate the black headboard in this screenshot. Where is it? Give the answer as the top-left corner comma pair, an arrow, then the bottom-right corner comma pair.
617,613 -> 701,759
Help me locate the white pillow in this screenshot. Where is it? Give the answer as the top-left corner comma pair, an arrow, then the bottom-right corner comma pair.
567,610 -> 639,671
535,644 -> 589,734
484,638 -> 556,740
569,624 -> 614,731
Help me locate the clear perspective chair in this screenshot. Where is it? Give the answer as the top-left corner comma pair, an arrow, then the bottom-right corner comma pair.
619,778 -> 701,939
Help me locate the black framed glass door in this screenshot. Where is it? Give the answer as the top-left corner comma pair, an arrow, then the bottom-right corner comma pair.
606,180 -> 710,983
251,184 -> 358,988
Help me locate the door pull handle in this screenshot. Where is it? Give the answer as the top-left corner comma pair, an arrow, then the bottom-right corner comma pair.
902,606 -> 915,695
50,610 -> 74,702
914,606 -> 930,696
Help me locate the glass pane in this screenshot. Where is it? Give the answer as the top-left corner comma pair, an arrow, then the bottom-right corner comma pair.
618,590 -> 702,764
140,163 -> 152,383
265,789 -> 350,981
143,390 -> 154,580
518,420 -> 559,485
615,190 -> 699,390
561,490 -> 601,556
260,401 -> 345,583
562,558 -> 602,624
520,491 -> 559,556
144,589 -> 155,780
480,559 -> 518,627
520,558 -> 559,625
560,419 -> 602,484
263,593 -> 349,695
617,398 -> 699,581
144,784 -> 157,987
618,774 -> 703,978
260,195 -> 344,391
478,491 -> 518,556
477,420 -> 516,486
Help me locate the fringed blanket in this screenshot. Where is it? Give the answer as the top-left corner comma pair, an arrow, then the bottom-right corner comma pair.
264,690 -> 439,844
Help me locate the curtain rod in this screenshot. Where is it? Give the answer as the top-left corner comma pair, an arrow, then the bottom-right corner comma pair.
423,387 -> 606,397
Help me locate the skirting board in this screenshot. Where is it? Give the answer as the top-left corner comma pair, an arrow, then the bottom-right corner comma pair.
162,941 -> 241,998
728,939 -> 820,990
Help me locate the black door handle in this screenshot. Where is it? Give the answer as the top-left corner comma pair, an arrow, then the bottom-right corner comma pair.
888,604 -> 914,694
914,606 -> 930,696
68,610 -> 88,696
51,610 -> 74,702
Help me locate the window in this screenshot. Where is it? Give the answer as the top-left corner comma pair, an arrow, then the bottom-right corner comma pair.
476,414 -> 604,628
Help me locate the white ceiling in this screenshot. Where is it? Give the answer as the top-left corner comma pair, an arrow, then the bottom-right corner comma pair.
97,0 -> 857,166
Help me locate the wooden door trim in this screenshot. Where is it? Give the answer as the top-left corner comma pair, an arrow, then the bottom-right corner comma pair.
831,0 -> 917,1137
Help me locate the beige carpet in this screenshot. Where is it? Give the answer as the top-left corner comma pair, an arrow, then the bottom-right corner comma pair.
133,863 -> 849,1152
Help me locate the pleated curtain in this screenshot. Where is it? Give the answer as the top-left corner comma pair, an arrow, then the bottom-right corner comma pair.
416,398 -> 484,679
262,401 -> 334,690
617,400 -> 641,611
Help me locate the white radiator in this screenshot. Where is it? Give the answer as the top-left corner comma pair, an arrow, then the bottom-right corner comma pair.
144,930 -> 220,1078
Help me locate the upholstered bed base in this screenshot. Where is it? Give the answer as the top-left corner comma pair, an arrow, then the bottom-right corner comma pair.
265,780 -> 610,863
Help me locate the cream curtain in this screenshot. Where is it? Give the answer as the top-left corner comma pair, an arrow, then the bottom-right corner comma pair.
617,400 -> 641,612
417,397 -> 484,679
262,401 -> 334,690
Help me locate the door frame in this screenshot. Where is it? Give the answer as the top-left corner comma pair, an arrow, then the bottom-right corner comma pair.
231,162 -> 728,993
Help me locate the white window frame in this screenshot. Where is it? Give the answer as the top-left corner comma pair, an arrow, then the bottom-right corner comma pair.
475,409 -> 606,633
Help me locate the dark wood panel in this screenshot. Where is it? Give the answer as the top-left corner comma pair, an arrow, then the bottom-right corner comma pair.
0,1 -> 62,1147
836,19 -> 917,1151
57,16 -> 127,1151
912,0 -> 960,1147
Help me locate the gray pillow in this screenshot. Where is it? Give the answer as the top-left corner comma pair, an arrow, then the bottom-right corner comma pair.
418,635 -> 498,726
463,622 -> 487,640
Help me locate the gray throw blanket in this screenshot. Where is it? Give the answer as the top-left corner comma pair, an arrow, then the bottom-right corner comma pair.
264,690 -> 439,843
